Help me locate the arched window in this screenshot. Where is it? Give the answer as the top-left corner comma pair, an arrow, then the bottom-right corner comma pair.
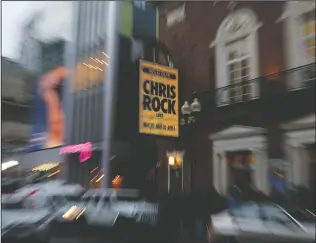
211,8 -> 261,106
278,2 -> 315,69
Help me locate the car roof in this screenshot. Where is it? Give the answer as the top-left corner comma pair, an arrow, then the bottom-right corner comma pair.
13,183 -> 84,198
2,193 -> 29,203
82,188 -> 140,198
48,185 -> 85,196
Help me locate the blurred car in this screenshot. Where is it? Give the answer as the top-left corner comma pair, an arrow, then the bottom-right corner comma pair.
76,189 -> 159,241
2,182 -> 86,243
206,202 -> 315,243
1,178 -> 22,194
1,190 -> 55,243
81,189 -> 159,225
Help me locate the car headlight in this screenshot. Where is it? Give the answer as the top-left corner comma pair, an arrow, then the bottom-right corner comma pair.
62,206 -> 86,221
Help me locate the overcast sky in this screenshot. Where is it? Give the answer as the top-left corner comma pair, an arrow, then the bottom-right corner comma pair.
2,1 -> 72,61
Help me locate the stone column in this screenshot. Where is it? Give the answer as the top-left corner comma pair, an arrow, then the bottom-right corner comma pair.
252,149 -> 262,192
284,143 -> 294,187
213,150 -> 220,193
221,151 -> 228,194
252,149 -> 269,194
292,146 -> 302,186
260,149 -> 269,194
299,146 -> 309,188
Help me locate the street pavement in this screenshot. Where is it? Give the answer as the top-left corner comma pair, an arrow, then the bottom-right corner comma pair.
50,229 -> 208,243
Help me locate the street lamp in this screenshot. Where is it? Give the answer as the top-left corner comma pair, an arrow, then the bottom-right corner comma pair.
180,97 -> 201,125
179,96 -> 202,194
168,156 -> 175,166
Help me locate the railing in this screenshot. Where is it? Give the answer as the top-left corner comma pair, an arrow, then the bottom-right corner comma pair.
216,78 -> 261,107
213,63 -> 315,107
283,63 -> 315,91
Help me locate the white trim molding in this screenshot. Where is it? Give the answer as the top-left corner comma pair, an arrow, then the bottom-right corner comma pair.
210,8 -> 261,107
277,2 -> 315,23
279,2 -> 316,70
282,114 -> 316,188
209,125 -> 268,194
281,113 -> 315,131
210,22 -> 263,48
166,3 -> 186,28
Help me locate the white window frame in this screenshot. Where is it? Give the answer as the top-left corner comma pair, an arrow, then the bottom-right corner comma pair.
300,15 -> 315,64
210,8 -> 261,106
225,38 -> 252,83
278,2 -> 316,69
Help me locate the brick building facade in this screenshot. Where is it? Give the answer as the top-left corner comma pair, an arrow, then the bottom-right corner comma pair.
154,1 -> 315,195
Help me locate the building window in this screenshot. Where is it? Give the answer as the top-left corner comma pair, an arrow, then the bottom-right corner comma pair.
281,2 -> 316,69
301,11 -> 315,63
279,2 -> 315,90
212,9 -> 260,106
226,38 -> 252,102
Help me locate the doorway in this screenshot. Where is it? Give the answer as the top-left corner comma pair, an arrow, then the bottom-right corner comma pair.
227,151 -> 254,189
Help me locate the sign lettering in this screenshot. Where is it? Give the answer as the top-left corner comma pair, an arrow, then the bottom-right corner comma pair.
139,60 -> 179,137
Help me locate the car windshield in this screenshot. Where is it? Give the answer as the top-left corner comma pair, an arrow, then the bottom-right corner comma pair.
286,207 -> 316,223
116,196 -> 139,202
53,194 -> 82,205
249,203 -> 316,223
231,202 -> 261,219
66,195 -> 82,202
2,201 -> 25,209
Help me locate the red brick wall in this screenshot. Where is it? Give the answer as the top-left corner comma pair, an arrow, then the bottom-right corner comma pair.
155,1 -> 287,194
159,1 -> 285,99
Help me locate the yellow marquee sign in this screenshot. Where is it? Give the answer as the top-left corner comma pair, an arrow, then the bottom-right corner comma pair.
139,60 -> 179,137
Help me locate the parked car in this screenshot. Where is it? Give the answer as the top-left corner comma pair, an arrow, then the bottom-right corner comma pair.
206,201 -> 315,243
1,190 -> 55,243
1,178 -> 22,194
76,189 -> 160,241
2,182 -> 86,243
81,189 -> 159,225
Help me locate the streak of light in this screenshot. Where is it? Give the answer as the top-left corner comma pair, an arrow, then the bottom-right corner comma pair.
75,207 -> 86,220
102,52 -> 110,58
47,170 -> 60,177
96,174 -> 104,183
90,167 -> 98,174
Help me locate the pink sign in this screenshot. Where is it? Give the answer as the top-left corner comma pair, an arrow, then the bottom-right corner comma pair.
60,142 -> 92,163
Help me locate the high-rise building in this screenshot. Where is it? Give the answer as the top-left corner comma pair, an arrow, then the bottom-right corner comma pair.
19,2 -> 163,193
2,57 -> 34,168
